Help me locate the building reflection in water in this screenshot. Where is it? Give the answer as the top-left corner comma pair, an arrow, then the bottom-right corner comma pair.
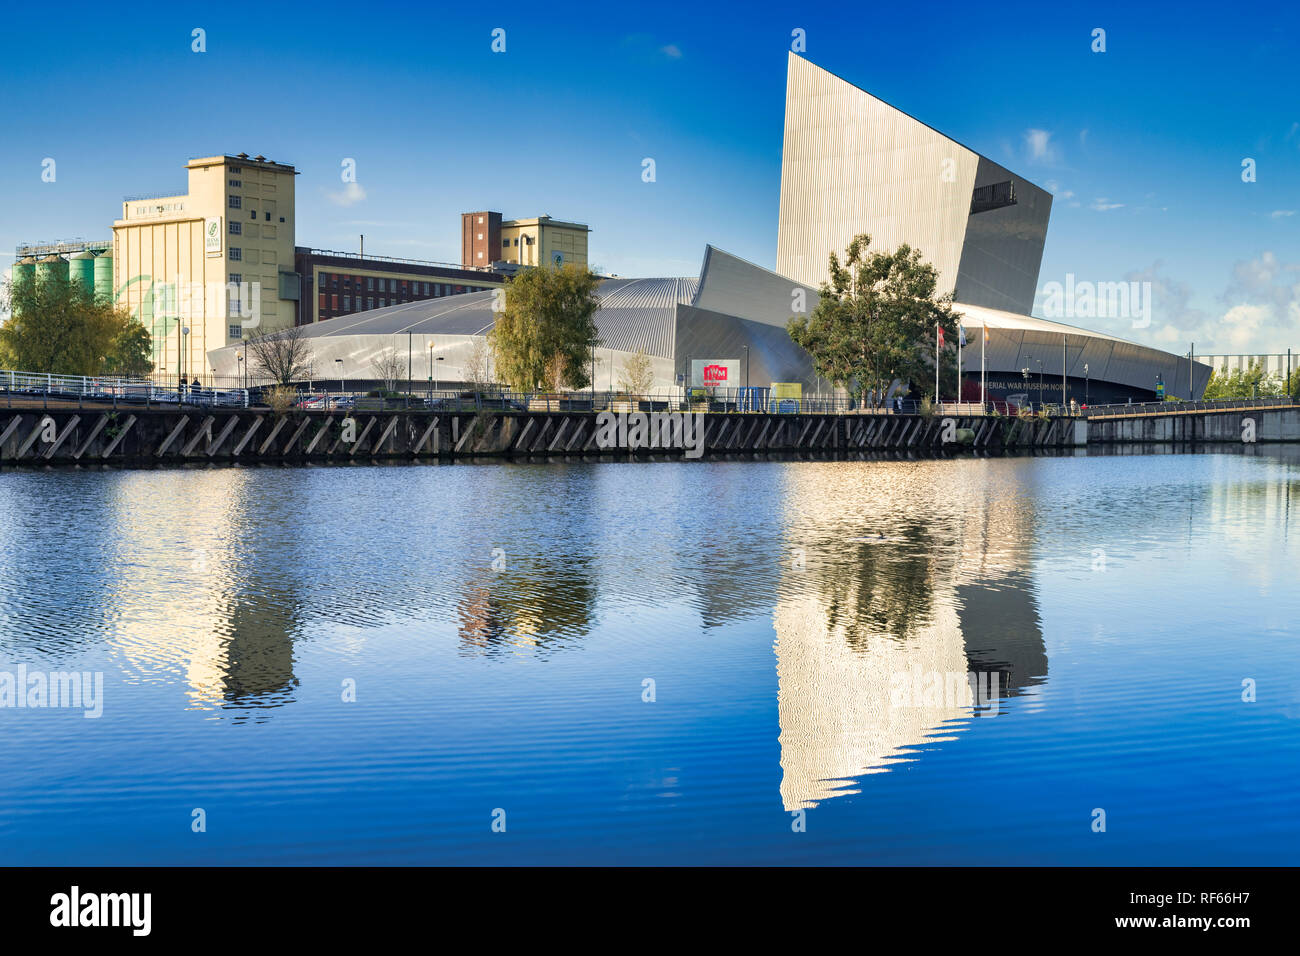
101,469 -> 300,717
773,460 -> 1049,809
457,560 -> 597,657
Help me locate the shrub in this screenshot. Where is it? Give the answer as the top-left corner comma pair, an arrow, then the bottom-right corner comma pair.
267,384 -> 298,415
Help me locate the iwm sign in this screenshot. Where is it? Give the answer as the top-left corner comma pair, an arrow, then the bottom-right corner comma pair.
690,359 -> 739,388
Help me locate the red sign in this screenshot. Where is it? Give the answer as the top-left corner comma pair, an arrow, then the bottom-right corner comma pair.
703,364 -> 729,384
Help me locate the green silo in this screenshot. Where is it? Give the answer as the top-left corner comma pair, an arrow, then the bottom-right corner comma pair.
36,254 -> 68,284
9,257 -> 36,290
68,250 -> 95,292
92,251 -> 114,303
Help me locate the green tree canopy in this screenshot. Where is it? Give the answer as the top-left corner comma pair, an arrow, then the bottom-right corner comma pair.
1202,359 -> 1286,400
788,235 -> 961,402
1,275 -> 153,377
489,264 -> 601,392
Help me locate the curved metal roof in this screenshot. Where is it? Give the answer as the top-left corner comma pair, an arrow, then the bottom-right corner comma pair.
295,276 -> 697,359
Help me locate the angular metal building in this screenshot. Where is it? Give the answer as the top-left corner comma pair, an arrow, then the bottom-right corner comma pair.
209,246 -> 823,394
209,53 -> 1210,402
777,52 -> 1052,316
774,52 -> 1209,400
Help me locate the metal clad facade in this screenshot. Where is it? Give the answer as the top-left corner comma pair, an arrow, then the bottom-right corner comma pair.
777,53 -> 980,298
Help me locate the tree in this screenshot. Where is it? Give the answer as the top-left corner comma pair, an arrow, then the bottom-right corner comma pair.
617,347 -> 654,395
103,319 -> 154,378
247,324 -> 312,387
488,263 -> 601,392
787,235 -> 960,403
464,336 -> 494,391
0,273 -> 151,377
369,347 -> 405,392
1203,359 -> 1283,400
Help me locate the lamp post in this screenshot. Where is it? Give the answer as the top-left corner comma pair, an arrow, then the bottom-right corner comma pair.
1021,366 -> 1030,411
179,326 -> 189,404
742,345 -> 750,409
1084,363 -> 1089,405
428,342 -> 435,401
334,357 -> 344,395
434,356 -> 444,395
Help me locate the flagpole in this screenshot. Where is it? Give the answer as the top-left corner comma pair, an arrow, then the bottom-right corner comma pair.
957,325 -> 962,409
935,323 -> 940,404
981,324 -> 986,410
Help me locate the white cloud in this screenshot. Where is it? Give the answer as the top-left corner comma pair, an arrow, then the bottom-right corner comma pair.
1044,179 -> 1075,200
326,182 -> 367,207
1090,198 -> 1124,212
1270,209 -> 1296,219
1023,128 -> 1059,163
1121,254 -> 1300,353
660,44 -> 683,59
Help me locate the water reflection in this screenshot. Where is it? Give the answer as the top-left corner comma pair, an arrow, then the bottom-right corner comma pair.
457,558 -> 597,656
773,460 -> 1048,809
98,469 -> 302,716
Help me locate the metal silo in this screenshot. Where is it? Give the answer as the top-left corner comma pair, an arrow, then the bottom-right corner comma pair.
9,257 -> 36,290
36,254 -> 68,284
67,250 -> 95,292
93,251 -> 114,303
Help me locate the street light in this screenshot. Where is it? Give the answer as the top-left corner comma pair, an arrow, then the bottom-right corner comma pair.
334,357 -> 344,394
1084,363 -> 1089,405
742,345 -> 750,409
1027,356 -> 1042,407
179,326 -> 190,403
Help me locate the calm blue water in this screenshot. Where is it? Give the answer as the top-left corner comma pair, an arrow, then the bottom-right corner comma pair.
1,450 -> 1298,865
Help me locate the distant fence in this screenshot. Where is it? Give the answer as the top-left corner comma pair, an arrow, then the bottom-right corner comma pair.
1082,396 -> 1296,419
1,369 -> 248,409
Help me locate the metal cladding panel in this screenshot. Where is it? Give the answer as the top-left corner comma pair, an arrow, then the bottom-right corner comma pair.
777,53 -> 979,293
593,277 -> 696,357
674,304 -> 815,390
693,246 -> 819,328
299,291 -> 502,337
954,303 -> 1212,397
953,156 -> 1052,314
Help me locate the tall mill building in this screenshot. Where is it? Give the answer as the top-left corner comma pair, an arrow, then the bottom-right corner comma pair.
112,153 -> 299,383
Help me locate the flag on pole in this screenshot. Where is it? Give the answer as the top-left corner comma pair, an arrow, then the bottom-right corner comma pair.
937,325 -> 945,349
959,324 -> 967,348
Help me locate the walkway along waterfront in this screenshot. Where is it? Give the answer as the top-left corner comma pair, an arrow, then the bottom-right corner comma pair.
1,399 -> 1297,466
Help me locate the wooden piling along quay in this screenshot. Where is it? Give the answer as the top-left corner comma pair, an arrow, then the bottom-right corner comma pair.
0,407 -> 1088,467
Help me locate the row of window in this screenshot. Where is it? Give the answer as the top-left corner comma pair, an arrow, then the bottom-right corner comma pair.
228,195 -> 285,224
229,248 -> 277,264
317,272 -> 492,297
317,281 -> 492,317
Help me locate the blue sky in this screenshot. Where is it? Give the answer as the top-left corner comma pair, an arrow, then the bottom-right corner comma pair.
1,0 -> 1296,355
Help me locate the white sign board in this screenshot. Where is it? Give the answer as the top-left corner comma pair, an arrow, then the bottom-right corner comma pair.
690,359 -> 739,389
204,217 -> 222,257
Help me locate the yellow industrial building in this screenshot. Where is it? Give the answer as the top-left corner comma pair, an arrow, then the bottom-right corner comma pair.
112,154 -> 299,383
499,216 -> 589,268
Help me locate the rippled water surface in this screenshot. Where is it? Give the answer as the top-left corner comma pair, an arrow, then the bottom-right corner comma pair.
1,450 -> 1298,864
